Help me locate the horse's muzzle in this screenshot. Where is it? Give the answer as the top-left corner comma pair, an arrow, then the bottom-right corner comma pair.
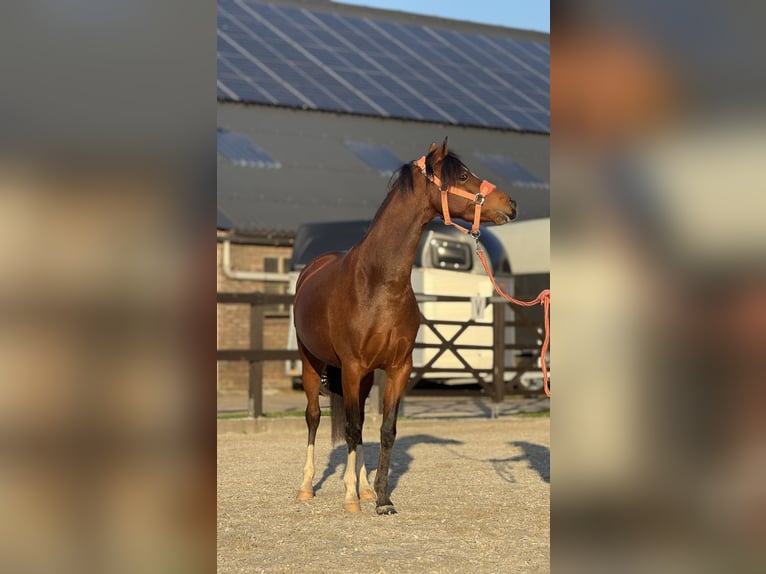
493,209 -> 514,224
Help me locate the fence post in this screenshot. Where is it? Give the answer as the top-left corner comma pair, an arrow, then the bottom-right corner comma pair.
492,300 -> 505,403
249,303 -> 264,418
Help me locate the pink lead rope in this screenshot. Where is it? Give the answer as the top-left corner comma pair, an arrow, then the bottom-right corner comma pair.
476,250 -> 551,398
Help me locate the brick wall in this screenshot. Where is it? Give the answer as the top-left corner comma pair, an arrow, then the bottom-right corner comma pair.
217,239 -> 293,392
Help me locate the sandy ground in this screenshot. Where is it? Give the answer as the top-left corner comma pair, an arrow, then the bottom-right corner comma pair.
218,415 -> 549,573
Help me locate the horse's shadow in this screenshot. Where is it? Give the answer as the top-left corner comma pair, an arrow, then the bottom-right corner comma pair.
489,440 -> 550,484
314,434 -> 463,495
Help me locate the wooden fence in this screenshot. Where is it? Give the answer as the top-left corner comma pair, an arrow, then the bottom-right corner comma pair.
217,292 -> 548,417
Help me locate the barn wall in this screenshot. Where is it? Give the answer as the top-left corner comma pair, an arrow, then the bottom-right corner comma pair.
216,240 -> 293,393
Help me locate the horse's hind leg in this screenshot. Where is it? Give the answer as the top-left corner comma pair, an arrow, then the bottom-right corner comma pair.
340,363 -> 366,512
357,372 -> 376,502
297,341 -> 322,500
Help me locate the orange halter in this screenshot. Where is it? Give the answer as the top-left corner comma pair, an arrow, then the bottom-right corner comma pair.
414,156 -> 496,238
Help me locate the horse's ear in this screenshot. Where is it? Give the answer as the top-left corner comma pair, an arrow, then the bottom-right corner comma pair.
428,142 -> 437,153
429,137 -> 448,165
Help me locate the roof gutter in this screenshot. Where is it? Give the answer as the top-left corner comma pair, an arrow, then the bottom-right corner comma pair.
221,239 -> 290,283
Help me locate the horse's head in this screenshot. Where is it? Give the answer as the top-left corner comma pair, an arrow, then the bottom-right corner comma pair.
416,138 -> 517,231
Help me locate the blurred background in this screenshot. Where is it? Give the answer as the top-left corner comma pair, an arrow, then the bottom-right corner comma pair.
552,1 -> 766,572
4,0 -> 766,572
0,2 -> 215,573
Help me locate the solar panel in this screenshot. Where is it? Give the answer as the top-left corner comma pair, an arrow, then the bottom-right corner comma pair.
217,0 -> 549,133
344,141 -> 404,176
474,153 -> 549,189
217,128 -> 281,168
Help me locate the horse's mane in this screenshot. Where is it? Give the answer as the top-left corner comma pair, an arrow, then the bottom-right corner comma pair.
388,150 -> 467,196
369,149 -> 466,227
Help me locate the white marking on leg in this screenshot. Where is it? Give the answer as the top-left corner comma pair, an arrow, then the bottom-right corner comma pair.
297,444 -> 315,499
356,444 -> 376,500
343,447 -> 361,510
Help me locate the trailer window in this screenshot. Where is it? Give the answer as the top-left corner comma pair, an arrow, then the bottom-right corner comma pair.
429,239 -> 472,271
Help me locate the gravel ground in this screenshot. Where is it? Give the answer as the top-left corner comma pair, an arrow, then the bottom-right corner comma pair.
218,416 -> 549,573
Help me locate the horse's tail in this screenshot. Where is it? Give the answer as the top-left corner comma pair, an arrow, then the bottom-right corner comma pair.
322,366 -> 345,445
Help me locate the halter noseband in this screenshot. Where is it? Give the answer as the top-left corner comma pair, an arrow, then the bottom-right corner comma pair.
414,155 -> 496,239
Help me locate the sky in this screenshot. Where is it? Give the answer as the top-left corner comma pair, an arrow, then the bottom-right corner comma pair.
333,0 -> 549,33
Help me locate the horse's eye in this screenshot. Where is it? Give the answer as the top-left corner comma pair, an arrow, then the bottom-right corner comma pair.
459,172 -> 469,182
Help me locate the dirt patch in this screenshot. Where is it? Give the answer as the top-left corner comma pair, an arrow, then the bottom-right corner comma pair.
218,416 -> 549,573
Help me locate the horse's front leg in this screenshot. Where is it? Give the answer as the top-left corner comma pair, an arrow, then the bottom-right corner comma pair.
374,361 -> 411,515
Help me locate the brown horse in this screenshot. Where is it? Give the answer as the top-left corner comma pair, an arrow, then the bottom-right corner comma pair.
293,138 -> 517,514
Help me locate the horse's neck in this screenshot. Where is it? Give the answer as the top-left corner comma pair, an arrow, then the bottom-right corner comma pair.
355,187 -> 433,286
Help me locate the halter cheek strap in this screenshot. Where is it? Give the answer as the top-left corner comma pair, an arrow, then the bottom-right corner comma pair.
414,156 -> 496,238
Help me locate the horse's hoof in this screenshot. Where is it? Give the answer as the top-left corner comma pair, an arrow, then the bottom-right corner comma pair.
343,501 -> 361,512
296,490 -> 314,501
359,489 -> 377,501
375,505 -> 397,515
